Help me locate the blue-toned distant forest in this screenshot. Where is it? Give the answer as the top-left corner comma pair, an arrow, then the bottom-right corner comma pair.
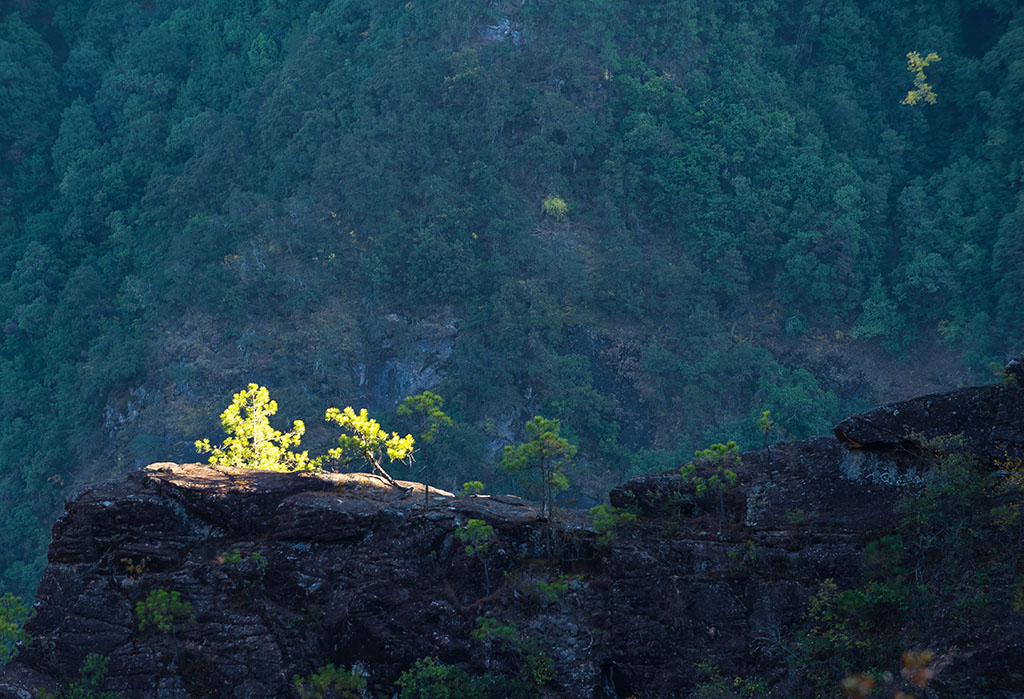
1,0 -> 1022,596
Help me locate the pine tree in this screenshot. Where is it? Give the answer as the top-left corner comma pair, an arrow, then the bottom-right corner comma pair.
195,384 -> 309,471
321,407 -> 415,488
501,417 -> 575,520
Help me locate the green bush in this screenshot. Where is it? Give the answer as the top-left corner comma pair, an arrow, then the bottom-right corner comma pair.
589,503 -> 638,544
692,660 -> 769,698
532,574 -> 583,606
396,658 -> 476,699
681,442 -> 740,532
455,519 -> 495,556
541,195 -> 569,222
37,653 -> 121,699
459,481 -> 484,497
684,442 -> 740,495
292,664 -> 365,699
135,589 -> 193,634
456,519 -> 496,587
471,617 -> 553,689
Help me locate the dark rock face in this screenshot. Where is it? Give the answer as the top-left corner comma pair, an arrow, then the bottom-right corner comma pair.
3,379 -> 1024,697
833,382 -> 1024,464
1006,355 -> 1024,385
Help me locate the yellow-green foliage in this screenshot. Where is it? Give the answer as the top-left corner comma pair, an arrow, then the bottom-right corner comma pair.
471,617 -> 521,646
901,51 -> 940,106
324,406 -> 415,468
397,391 -> 452,443
541,195 -> 569,221
455,519 -> 495,556
758,410 -> 776,445
195,384 -> 309,471
459,481 -> 484,497
536,574 -> 583,602
683,441 -> 740,494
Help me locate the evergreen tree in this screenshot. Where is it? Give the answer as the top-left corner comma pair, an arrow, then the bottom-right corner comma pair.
501,417 -> 576,520
195,384 -> 309,471
321,407 -> 415,489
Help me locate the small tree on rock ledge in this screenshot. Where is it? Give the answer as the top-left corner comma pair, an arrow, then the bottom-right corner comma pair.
501,416 -> 575,520
195,384 -> 309,471
319,406 -> 415,488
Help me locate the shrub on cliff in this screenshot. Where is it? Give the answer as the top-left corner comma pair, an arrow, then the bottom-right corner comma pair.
195,384 -> 309,471
396,658 -> 478,698
681,441 -> 740,533
36,653 -> 121,699
589,503 -> 638,544
195,385 -> 420,484
456,519 -> 496,587
292,664 -> 365,699
396,656 -> 539,699
135,589 -> 194,634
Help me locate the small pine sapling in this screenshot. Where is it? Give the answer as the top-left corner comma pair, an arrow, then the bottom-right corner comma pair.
292,664 -> 366,699
501,416 -> 575,520
682,441 -> 740,535
589,503 -> 638,544
459,481 -> 484,497
397,391 -> 453,506
455,518 -> 495,588
135,589 -> 194,634
759,410 -> 777,463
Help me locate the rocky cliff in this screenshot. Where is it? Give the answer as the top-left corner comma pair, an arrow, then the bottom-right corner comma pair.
3,370 -> 1024,698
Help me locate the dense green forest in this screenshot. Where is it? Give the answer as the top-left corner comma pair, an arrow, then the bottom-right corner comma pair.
1,0 -> 1022,597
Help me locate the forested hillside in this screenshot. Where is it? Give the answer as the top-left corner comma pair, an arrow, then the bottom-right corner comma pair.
1,0 -> 1022,597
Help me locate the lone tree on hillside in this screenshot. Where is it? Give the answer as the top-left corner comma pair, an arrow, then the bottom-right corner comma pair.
195,384 -> 309,471
320,406 -> 415,488
501,416 -> 576,519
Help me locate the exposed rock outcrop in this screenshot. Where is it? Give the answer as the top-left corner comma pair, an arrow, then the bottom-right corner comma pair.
3,376 -> 1024,697
834,380 -> 1024,464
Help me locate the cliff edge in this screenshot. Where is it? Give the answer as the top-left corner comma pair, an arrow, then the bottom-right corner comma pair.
3,367 -> 1024,697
